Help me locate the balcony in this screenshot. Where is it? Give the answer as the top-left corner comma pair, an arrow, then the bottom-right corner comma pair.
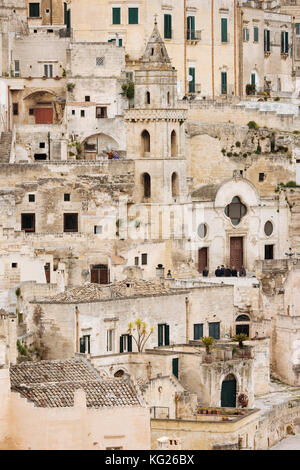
187,30 -> 202,43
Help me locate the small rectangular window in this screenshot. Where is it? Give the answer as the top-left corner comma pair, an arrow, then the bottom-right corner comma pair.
243,27 -> 249,42
96,106 -> 107,118
14,60 -> 20,76
128,7 -> 138,25
13,103 -> 19,115
254,26 -> 259,43
209,322 -> 220,340
21,213 -> 35,232
44,64 -> 53,78
72,110 -> 75,115
118,38 -> 123,47
296,24 -> 300,36
29,3 -> 40,18
81,110 -> 85,117
188,67 -> 195,93
12,263 -> 18,268
164,14 -> 172,39
94,225 -> 102,234
264,29 -> 270,52
141,253 -> 147,265
112,7 -> 121,25
28,194 -> 35,202
259,173 -> 265,182
96,57 -> 104,66
64,213 -> 78,232
85,96 -> 90,102
194,324 -> 203,340
107,329 -> 114,352
221,71 -> 227,94
29,108 -> 34,115
134,256 -> 139,266
158,324 -> 170,346
39,142 -> 45,148
64,193 -> 70,201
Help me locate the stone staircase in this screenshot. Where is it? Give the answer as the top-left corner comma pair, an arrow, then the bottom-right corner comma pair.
0,132 -> 12,163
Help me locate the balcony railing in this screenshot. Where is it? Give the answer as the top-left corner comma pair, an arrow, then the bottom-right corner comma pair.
187,30 -> 202,42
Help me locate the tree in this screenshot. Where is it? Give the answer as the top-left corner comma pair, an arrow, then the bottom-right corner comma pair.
127,318 -> 154,353
201,336 -> 215,355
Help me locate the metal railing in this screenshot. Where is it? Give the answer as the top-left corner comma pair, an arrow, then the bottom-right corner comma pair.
187,30 -> 201,41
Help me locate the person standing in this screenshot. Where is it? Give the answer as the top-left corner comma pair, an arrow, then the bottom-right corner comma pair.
225,266 -> 232,277
231,266 -> 237,277
220,265 -> 225,277
203,266 -> 209,277
239,266 -> 246,277
215,266 -> 221,277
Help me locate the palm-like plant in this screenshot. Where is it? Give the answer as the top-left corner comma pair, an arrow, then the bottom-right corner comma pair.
201,336 -> 215,355
233,333 -> 248,349
127,318 -> 154,353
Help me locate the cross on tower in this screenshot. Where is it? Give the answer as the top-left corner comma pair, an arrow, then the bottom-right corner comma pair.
154,13 -> 158,25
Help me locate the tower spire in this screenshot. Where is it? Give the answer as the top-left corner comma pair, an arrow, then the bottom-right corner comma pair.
140,20 -> 172,70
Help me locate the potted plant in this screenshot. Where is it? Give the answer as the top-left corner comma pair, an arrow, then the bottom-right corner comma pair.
233,333 -> 248,349
201,336 -> 215,361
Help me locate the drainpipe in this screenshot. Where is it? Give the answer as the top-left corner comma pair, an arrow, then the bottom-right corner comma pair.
185,297 -> 189,343
234,0 -> 237,97
7,85 -> 10,131
50,0 -> 53,25
48,131 -> 51,160
184,0 -> 187,95
211,0 -> 215,100
75,305 -> 79,353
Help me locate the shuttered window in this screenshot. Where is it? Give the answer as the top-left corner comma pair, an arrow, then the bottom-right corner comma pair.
221,71 -> 227,94
187,16 -> 195,40
264,29 -> 270,52
172,358 -> 179,378
209,322 -> 220,340
281,31 -> 289,53
194,324 -> 203,340
128,7 -> 138,24
112,7 -> 121,25
120,334 -> 132,353
164,14 -> 172,39
296,24 -> 300,36
221,18 -> 228,43
253,26 -> 259,43
188,67 -> 195,93
243,27 -> 249,42
158,324 -> 170,346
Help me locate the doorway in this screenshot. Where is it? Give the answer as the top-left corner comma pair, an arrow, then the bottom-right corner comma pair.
221,374 -> 237,407
35,108 -> 53,124
230,237 -> 243,270
198,247 -> 208,273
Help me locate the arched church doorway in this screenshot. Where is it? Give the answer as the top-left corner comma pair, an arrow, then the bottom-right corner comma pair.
221,374 -> 236,407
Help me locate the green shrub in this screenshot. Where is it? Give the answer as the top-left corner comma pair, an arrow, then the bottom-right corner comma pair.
255,144 -> 262,154
235,141 -> 241,147
247,121 -> 259,130
274,97 -> 280,102
15,287 -> 21,297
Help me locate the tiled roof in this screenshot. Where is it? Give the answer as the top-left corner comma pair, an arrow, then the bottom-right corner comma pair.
35,279 -> 184,304
10,358 -> 141,409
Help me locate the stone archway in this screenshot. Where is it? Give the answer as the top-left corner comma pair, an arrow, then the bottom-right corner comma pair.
82,133 -> 119,160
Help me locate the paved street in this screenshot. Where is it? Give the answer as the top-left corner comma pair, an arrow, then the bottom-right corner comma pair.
270,434 -> 300,450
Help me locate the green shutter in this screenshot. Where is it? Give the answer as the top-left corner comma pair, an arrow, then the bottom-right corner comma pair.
172,358 -> 179,378
285,32 -> 289,53
221,18 -> 228,43
112,7 -> 121,25
254,26 -> 259,42
128,8 -> 138,24
118,38 -> 123,47
164,14 -> 172,39
120,335 -> 124,353
194,324 -> 203,340
221,72 -> 227,94
187,16 -> 195,40
158,325 -> 163,346
188,67 -> 195,93
80,337 -> 85,353
128,334 -> 132,352
251,73 -> 256,86
209,322 -> 220,340
165,324 -> 170,346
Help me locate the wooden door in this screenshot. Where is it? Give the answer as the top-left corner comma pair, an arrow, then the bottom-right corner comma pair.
100,267 -> 109,284
198,248 -> 208,273
91,269 -> 99,284
35,108 -> 53,124
221,376 -> 237,407
230,237 -> 243,270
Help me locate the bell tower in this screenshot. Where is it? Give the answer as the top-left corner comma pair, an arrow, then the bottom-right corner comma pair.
125,21 -> 188,204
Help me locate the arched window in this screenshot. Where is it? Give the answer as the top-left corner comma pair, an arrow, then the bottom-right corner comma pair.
264,221 -> 273,236
114,370 -> 124,378
146,91 -> 151,105
236,315 -> 250,322
171,130 -> 177,157
167,92 -> 170,105
141,130 -> 150,156
224,196 -> 247,226
171,172 -> 179,197
143,173 -> 151,198
236,314 -> 250,336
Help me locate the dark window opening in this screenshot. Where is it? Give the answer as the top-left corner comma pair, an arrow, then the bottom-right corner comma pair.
64,213 -> 78,232
39,142 -> 45,149
259,173 -> 265,182
120,334 -> 132,353
21,213 -> 35,233
209,322 -> 220,340
158,324 -> 170,346
94,225 -> 102,234
13,103 -> 19,115
81,110 -> 85,117
265,244 -> 274,260
47,29 -> 53,33
28,194 -> 35,202
80,335 -> 90,354
34,154 -> 47,160
141,130 -> 150,156
143,173 -> 151,198
85,96 -> 90,102
44,263 -> 50,284
134,256 -> 139,266
64,193 -> 70,202
141,253 -> 147,265
12,263 -> 18,268
29,3 -> 40,18
72,110 -> 75,115
194,323 -> 203,340
225,196 -> 247,226
91,264 -> 110,284
146,91 -> 150,105
96,106 -> 107,118
29,108 -> 34,115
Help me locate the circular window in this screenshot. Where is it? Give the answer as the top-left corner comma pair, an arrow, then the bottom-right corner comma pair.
198,223 -> 207,239
264,221 -> 273,237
